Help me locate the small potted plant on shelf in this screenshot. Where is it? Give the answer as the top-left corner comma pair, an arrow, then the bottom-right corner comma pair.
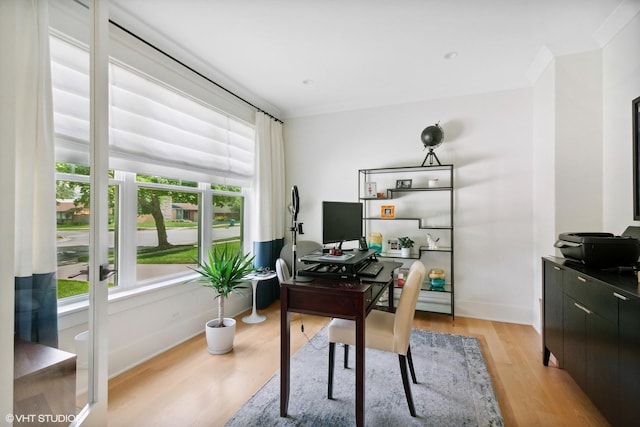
189,244 -> 256,354
398,236 -> 414,258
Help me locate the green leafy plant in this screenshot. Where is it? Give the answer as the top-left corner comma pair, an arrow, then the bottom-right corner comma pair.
189,245 -> 256,327
398,236 -> 415,249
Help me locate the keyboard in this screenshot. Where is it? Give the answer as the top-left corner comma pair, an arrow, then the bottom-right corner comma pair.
357,261 -> 383,277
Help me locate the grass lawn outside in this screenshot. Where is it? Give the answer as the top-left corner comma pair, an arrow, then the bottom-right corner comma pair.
58,239 -> 242,299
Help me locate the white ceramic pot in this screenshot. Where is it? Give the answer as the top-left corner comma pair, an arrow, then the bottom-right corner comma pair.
205,318 -> 236,355
400,247 -> 411,258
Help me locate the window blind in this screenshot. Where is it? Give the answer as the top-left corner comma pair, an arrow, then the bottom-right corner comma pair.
50,33 -> 255,186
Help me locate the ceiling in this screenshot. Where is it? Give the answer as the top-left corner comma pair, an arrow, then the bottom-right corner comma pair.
109,0 -> 638,119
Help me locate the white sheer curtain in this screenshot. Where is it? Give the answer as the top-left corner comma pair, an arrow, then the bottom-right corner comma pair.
252,112 -> 285,279
7,0 -> 59,347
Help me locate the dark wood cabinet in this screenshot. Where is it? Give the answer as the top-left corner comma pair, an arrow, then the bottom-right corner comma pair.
618,295 -> 640,426
562,269 -> 619,422
542,257 -> 640,427
562,293 -> 587,389
543,261 -> 564,366
586,307 -> 618,424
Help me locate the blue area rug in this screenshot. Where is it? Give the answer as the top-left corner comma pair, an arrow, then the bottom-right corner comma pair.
226,327 -> 504,426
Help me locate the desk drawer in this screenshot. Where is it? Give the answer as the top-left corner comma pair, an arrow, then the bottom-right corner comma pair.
284,286 -> 361,319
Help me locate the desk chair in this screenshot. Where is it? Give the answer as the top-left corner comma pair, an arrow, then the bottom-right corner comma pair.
339,259 -> 424,368
278,240 -> 322,278
275,258 -> 290,283
327,260 -> 426,417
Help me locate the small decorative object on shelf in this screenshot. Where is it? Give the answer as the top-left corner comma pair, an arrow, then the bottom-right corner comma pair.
398,236 -> 414,258
364,182 -> 377,198
426,233 -> 439,249
387,238 -> 400,254
396,267 -> 409,287
420,123 -> 444,166
428,178 -> 439,188
381,205 -> 395,218
428,268 -> 446,291
369,232 -> 383,253
396,179 -> 412,189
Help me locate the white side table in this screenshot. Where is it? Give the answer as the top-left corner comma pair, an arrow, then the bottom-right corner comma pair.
242,271 -> 277,323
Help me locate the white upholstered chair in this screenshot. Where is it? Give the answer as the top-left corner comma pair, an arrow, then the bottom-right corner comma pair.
327,260 -> 426,417
275,257 -> 290,283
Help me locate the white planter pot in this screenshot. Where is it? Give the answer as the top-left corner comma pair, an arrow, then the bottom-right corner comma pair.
205,318 -> 236,355
400,248 -> 411,258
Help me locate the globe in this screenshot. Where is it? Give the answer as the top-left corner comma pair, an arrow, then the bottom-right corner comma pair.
420,123 -> 444,166
420,124 -> 444,149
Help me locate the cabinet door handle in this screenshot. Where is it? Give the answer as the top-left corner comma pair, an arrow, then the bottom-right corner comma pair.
613,292 -> 628,301
577,276 -> 587,283
574,302 -> 593,314
554,266 -> 561,271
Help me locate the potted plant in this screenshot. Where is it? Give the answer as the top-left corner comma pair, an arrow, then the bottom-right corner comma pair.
189,244 -> 256,354
398,236 -> 414,258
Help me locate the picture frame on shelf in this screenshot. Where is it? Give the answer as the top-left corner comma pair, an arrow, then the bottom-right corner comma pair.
396,179 -> 412,189
387,238 -> 401,254
364,182 -> 377,198
381,205 -> 395,218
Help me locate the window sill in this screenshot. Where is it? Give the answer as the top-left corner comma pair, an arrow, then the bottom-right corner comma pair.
57,272 -> 201,324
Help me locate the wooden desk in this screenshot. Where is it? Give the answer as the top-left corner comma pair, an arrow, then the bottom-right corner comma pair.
280,261 -> 398,427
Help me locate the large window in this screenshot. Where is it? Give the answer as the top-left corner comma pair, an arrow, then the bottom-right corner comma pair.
55,163 -> 118,300
135,176 -> 200,284
212,186 -> 244,253
51,30 -> 255,302
55,167 -> 248,300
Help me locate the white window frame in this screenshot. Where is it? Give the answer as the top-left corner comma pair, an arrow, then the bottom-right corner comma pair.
57,168 -> 248,308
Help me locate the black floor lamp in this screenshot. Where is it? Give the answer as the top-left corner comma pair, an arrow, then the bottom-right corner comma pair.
289,185 -> 312,282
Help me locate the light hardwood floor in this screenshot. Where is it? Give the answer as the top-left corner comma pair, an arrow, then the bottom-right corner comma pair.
108,303 -> 610,426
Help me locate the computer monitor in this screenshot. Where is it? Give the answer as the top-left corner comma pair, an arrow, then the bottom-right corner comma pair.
322,201 -> 363,249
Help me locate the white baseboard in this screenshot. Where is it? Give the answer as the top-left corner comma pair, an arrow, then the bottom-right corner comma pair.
455,299 -> 533,325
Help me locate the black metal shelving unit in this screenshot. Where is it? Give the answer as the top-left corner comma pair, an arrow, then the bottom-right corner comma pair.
358,165 -> 454,318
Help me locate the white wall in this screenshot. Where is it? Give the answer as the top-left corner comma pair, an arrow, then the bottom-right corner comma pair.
532,59 -> 556,333
554,50 -> 603,235
603,13 -> 640,231
529,49 -> 604,333
57,284 -> 251,377
284,89 -> 535,324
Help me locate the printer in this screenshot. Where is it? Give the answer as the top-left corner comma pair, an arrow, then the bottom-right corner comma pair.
554,228 -> 640,268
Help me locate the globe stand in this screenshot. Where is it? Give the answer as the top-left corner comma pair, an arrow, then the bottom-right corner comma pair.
421,148 -> 441,166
